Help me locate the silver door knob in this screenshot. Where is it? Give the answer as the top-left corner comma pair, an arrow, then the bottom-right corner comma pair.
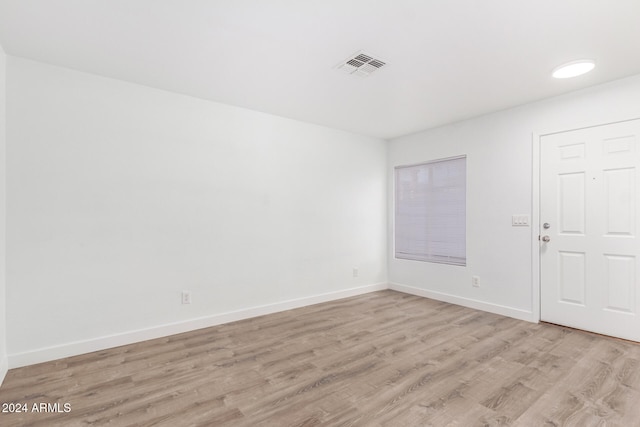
542,235 -> 551,242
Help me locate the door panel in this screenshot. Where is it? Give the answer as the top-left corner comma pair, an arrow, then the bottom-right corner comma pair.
604,168 -> 635,235
557,251 -> 586,305
540,120 -> 640,341
558,172 -> 585,234
604,254 -> 635,313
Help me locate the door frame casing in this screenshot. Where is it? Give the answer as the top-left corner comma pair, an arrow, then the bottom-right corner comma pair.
532,117 -> 640,325
532,131 -> 541,323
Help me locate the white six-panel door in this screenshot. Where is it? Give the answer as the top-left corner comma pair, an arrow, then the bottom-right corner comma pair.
540,119 -> 640,341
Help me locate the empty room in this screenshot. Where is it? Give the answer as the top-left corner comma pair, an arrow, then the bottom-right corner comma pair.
1,1 -> 640,425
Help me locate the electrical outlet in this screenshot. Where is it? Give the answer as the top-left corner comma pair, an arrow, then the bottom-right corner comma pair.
181,291 -> 192,304
352,267 -> 359,278
472,276 -> 480,287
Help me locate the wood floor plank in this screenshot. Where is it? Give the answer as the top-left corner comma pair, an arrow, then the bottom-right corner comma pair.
2,290 -> 640,426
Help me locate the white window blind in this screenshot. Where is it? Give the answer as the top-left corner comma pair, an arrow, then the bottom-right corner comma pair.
395,156 -> 466,266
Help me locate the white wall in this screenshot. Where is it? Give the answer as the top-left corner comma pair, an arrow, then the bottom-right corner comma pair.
388,73 -> 640,321
8,55 -> 640,371
6,58 -> 388,367
0,44 -> 7,382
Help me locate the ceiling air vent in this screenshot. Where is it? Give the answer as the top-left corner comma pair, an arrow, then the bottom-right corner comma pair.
336,51 -> 387,77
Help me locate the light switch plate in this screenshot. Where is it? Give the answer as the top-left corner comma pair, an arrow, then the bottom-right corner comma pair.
512,215 -> 530,226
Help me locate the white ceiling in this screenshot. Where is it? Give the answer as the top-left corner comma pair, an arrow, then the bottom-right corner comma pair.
1,0 -> 640,139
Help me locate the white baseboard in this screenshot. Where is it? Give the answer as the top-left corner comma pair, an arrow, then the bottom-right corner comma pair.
8,283 -> 388,369
389,282 -> 535,323
0,356 -> 8,387
8,282 -> 536,369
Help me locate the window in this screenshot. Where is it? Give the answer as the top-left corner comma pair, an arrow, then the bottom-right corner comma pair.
395,156 -> 466,266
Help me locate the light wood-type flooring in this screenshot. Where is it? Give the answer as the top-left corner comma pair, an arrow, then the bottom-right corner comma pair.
1,290 -> 640,426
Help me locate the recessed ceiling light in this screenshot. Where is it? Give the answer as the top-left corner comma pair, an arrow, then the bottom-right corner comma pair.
552,60 -> 595,79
